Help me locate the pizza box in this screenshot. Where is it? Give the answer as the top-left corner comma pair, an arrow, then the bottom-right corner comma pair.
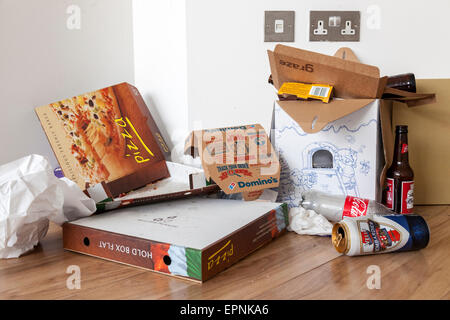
184,124 -> 281,201
63,197 -> 289,282
95,161 -> 220,212
35,82 -> 170,198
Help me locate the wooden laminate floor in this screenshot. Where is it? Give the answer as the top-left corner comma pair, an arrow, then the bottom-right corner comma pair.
0,205 -> 448,300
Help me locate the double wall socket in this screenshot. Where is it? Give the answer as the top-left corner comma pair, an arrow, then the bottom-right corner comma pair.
310,11 -> 360,42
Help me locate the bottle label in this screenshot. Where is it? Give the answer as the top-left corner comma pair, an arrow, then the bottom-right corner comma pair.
385,178 -> 394,210
401,181 -> 414,214
401,143 -> 408,154
342,196 -> 370,218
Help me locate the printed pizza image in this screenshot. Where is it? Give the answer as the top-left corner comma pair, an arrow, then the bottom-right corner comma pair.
48,87 -> 140,186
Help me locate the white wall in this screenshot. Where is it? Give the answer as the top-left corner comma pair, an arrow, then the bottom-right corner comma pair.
133,0 -> 188,151
0,0 -> 134,167
185,0 -> 450,134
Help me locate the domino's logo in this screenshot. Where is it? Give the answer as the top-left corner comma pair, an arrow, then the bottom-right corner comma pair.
228,182 -> 236,190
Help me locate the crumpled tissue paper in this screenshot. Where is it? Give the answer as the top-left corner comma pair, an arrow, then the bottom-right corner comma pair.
0,154 -> 96,259
287,206 -> 333,236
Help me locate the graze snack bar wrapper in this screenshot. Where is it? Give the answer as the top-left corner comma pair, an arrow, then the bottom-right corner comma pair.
278,82 -> 333,103
184,124 -> 280,201
35,82 -> 171,200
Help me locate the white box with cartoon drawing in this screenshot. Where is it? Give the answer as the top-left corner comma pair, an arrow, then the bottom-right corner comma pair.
271,99 -> 385,208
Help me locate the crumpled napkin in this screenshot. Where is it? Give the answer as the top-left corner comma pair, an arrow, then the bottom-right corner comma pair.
287,206 -> 333,236
0,154 -> 96,258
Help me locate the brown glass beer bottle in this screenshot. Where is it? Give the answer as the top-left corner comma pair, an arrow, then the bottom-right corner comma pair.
384,125 -> 414,214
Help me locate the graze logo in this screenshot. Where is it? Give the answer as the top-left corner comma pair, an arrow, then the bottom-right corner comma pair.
343,196 -> 369,218
237,177 -> 278,189
279,60 -> 314,73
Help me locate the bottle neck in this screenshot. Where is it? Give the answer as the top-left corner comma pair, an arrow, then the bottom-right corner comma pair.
393,131 -> 409,165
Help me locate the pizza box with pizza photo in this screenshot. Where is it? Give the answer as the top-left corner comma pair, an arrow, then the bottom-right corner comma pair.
35,82 -> 171,200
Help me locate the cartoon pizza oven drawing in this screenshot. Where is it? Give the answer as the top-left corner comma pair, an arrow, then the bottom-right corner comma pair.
300,141 -> 360,196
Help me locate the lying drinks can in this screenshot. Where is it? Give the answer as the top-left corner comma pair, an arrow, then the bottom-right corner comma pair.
331,214 -> 429,256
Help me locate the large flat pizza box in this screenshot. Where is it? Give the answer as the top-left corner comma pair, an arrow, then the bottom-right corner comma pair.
63,197 -> 288,282
35,82 -> 171,199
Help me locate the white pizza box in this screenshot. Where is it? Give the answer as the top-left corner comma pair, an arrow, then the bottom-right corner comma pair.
63,197 -> 289,282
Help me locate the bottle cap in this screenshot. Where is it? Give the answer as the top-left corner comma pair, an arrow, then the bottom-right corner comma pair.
396,125 -> 408,133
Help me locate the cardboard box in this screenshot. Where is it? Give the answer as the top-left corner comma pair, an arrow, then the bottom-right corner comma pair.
267,45 -> 434,206
35,82 -> 170,198
185,124 -> 280,201
63,197 -> 288,282
393,79 -> 450,204
273,99 -> 388,206
96,161 -> 220,212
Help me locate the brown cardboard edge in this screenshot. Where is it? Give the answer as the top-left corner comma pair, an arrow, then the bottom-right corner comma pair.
105,160 -> 170,197
98,184 -> 221,212
201,206 -> 287,281
267,49 -> 282,89
274,44 -> 381,78
120,82 -> 172,159
276,98 -> 376,134
63,223 -> 201,283
379,100 -> 394,192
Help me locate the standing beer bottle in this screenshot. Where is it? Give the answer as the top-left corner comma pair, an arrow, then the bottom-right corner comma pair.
384,125 -> 414,214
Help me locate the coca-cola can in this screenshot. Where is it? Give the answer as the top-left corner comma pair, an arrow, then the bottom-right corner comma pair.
331,214 -> 429,256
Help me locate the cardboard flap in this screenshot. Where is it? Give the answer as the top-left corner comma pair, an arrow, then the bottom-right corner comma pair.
185,124 -> 280,194
333,47 -> 360,63
277,99 -> 375,133
383,87 -> 436,107
269,45 -> 382,99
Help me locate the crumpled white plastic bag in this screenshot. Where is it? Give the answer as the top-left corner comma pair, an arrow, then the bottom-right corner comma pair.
0,154 -> 96,259
287,206 -> 332,236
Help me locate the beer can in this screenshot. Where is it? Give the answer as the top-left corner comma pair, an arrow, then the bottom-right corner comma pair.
331,214 -> 429,256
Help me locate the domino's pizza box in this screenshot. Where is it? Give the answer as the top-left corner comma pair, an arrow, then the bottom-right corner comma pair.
267,45 -> 435,207
35,82 -> 171,199
184,124 -> 280,201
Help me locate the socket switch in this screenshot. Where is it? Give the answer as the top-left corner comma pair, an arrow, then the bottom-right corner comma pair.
310,11 -> 360,42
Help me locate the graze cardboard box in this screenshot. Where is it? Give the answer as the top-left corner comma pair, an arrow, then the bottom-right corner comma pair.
63,197 -> 289,282
36,82 -> 170,199
184,124 -> 281,201
267,45 -> 435,207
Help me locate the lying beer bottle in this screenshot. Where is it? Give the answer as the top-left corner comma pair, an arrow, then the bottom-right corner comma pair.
386,73 -> 416,93
301,190 -> 393,222
384,125 -> 414,214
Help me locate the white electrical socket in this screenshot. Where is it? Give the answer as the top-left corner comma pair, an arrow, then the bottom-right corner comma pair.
313,20 -> 328,35
341,20 -> 356,35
